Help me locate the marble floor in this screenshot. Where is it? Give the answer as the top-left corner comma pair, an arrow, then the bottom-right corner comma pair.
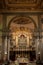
10,62 -> 36,65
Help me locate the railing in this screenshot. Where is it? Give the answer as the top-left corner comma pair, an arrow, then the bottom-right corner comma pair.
10,47 -> 34,51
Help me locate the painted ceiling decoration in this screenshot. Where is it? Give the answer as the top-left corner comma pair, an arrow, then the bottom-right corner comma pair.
8,16 -> 37,29
0,0 -> 43,12
10,17 -> 33,24
7,16 -> 37,33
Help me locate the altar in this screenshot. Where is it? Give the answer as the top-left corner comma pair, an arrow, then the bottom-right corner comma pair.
17,58 -> 28,65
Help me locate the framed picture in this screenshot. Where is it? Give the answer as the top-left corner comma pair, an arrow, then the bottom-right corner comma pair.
18,35 -> 27,47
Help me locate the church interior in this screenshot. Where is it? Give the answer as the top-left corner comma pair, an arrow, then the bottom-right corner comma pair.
0,0 -> 43,65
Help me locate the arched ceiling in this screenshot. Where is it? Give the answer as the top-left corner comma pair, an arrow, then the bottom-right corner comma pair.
8,16 -> 37,29
8,16 -> 37,33
0,0 -> 43,12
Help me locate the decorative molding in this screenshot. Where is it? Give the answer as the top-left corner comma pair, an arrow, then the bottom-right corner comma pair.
7,15 -> 37,33
7,0 -> 37,4
5,0 -> 43,10
0,0 -> 43,12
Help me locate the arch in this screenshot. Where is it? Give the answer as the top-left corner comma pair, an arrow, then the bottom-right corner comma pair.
6,15 -> 37,61
8,15 -> 37,29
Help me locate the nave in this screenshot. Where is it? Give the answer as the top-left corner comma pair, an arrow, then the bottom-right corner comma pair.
0,0 -> 43,65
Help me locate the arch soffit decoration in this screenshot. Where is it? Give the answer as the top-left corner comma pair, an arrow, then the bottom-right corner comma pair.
8,16 -> 37,31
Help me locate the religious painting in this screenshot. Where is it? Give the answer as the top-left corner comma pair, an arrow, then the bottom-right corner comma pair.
18,34 -> 27,48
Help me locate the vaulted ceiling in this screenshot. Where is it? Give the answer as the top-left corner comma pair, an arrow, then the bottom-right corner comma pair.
0,0 -> 43,13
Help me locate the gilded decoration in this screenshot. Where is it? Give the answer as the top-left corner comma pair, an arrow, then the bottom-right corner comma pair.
5,0 -> 41,10
7,0 -> 37,4
0,0 -> 43,12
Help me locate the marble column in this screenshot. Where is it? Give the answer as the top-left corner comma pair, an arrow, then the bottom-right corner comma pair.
0,34 -> 2,60
35,37 -> 39,60
2,14 -> 7,60
40,37 -> 43,62
7,36 -> 10,61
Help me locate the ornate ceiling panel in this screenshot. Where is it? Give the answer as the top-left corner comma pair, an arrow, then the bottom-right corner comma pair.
8,0 -> 36,3
0,0 -> 43,12
11,17 -> 32,24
